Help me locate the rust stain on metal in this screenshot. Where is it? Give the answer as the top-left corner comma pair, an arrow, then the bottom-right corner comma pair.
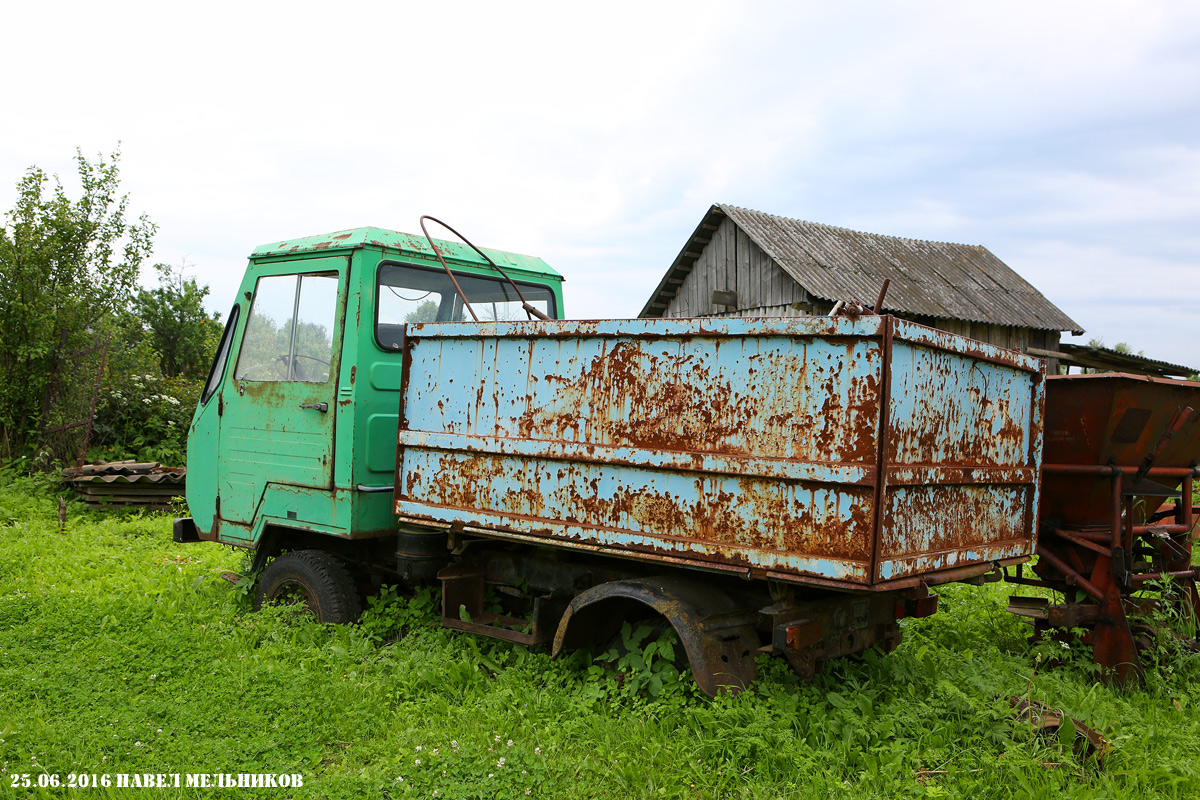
887,355 -> 1032,468
413,451 -> 874,565
397,317 -> 1042,588
882,484 -> 1028,557
514,339 -> 879,463
521,341 -> 744,452
1009,373 -> 1200,686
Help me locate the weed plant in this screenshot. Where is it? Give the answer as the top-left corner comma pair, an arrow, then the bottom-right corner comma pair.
3,475 -> 1200,798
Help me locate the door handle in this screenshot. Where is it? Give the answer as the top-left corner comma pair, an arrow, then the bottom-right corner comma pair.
300,402 -> 329,412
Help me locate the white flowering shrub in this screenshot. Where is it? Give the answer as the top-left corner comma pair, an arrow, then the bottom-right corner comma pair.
90,373 -> 200,466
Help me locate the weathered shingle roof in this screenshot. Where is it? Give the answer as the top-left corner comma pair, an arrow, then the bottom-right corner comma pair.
641,204 -> 1084,333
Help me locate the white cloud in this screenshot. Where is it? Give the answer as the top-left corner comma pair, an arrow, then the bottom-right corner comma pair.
1012,240 -> 1199,367
1,0 -> 1197,368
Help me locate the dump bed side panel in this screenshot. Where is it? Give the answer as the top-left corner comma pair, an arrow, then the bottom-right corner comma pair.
396,317 -> 883,583
876,321 -> 1044,581
393,317 -> 1042,588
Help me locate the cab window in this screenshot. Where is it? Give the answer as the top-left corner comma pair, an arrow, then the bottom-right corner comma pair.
200,305 -> 240,404
235,273 -> 339,382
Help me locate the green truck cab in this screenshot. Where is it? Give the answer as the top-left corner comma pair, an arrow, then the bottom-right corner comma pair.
177,227 -> 563,604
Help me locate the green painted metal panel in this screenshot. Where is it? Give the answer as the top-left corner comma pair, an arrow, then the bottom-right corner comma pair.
186,307 -> 240,536
216,258 -> 348,535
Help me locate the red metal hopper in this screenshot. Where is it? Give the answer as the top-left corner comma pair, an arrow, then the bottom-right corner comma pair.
1008,373 -> 1200,685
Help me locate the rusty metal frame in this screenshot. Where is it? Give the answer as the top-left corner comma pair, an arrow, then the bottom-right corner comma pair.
438,563 -> 561,646
869,315 -> 894,584
1022,460 -> 1200,685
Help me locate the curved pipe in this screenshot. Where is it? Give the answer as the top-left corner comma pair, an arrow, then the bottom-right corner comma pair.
419,215 -> 552,323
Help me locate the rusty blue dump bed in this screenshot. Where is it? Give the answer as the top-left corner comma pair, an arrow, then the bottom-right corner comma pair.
392,316 -> 1044,590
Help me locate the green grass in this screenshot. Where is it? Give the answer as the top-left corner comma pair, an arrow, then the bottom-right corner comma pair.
3,476 -> 1200,798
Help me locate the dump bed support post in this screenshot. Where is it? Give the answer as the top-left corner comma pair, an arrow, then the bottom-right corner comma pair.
869,315 -> 895,584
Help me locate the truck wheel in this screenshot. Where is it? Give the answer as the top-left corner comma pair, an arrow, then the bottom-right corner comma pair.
254,550 -> 362,623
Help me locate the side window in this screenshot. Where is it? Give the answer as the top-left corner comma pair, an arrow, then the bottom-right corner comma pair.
235,272 -> 338,382
200,305 -> 240,405
376,274 -> 449,351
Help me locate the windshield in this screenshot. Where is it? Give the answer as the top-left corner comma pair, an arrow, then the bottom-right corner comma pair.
376,262 -> 556,350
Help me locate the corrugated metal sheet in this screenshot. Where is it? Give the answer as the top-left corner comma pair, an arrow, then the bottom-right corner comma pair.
641,204 -> 1083,334
1053,343 -> 1197,378
63,461 -> 185,508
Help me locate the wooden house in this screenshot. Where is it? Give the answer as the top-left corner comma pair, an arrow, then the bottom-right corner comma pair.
639,204 -> 1084,367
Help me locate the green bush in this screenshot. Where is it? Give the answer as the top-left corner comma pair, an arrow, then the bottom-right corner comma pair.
89,373 -> 200,465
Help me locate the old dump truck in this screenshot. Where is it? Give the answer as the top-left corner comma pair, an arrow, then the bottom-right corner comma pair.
174,223 -> 1197,693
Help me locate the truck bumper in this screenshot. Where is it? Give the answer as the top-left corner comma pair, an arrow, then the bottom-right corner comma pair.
173,517 -> 202,544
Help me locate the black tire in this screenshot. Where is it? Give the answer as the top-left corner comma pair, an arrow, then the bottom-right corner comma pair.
253,550 -> 362,623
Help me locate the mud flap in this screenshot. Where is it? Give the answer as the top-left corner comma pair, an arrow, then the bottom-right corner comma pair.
173,518 -> 201,543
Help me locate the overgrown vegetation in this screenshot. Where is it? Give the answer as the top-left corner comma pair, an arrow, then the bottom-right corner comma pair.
0,149 -> 220,468
3,476 -> 1200,799
0,149 -> 154,463
88,373 -> 201,466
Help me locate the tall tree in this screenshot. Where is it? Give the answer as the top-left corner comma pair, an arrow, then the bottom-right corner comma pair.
0,149 -> 155,459
132,260 -> 222,379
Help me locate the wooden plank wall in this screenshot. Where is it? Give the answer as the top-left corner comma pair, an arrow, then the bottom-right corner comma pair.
664,217 -> 813,319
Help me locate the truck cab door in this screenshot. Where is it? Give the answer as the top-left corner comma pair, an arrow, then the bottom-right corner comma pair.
185,303 -> 241,536
217,259 -> 347,533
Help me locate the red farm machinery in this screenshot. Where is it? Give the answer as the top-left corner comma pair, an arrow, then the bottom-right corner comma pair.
1008,373 -> 1200,685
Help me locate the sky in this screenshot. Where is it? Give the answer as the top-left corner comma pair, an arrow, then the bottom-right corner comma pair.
2,0 -> 1198,368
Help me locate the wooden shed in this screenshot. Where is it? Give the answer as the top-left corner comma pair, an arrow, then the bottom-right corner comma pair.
639,204 -> 1083,366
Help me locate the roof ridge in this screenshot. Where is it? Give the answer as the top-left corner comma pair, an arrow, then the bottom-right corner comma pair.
717,203 -> 985,249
